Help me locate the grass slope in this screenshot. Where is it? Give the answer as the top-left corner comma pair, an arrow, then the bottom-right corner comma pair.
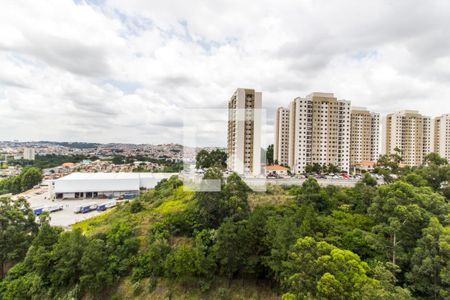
71,186 -> 280,299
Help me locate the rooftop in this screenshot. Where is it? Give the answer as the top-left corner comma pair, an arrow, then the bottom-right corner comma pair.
53,172 -> 176,193
265,165 -> 288,171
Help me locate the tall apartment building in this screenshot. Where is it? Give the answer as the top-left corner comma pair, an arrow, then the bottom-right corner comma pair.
23,147 -> 36,160
227,88 -> 262,176
382,110 -> 431,166
288,92 -> 351,173
423,116 -> 432,155
433,114 -> 450,160
274,107 -> 290,166
350,107 -> 380,165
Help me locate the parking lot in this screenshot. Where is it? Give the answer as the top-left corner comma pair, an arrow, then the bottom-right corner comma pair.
18,187 -> 115,228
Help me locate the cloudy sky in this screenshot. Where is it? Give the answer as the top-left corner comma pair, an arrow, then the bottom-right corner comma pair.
1,0 -> 450,146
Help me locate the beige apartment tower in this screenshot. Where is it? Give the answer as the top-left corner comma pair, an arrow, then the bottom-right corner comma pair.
288,92 -> 351,173
350,107 -> 380,165
433,114 -> 450,160
382,110 -> 431,167
23,147 -> 36,160
227,88 -> 262,176
274,107 -> 290,166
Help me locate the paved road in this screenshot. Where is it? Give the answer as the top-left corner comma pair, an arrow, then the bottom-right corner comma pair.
266,178 -> 362,187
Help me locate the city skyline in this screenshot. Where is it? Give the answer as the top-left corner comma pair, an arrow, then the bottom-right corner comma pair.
1,1 -> 450,145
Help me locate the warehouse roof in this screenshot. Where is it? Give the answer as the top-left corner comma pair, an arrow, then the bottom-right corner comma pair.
53,172 -> 176,193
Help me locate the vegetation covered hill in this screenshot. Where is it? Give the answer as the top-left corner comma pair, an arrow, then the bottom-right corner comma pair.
1,154 -> 450,299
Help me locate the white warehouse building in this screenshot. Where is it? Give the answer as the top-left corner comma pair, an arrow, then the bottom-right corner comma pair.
52,172 -> 176,200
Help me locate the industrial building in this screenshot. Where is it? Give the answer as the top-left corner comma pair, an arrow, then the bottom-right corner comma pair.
52,172 -> 175,200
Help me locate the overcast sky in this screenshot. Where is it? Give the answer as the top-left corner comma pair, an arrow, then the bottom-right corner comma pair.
1,0 -> 450,146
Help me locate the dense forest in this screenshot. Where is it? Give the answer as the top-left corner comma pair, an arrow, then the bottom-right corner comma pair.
7,155 -> 94,169
0,155 -> 449,299
0,167 -> 42,195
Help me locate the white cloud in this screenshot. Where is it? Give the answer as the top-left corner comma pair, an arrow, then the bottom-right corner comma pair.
0,0 -> 450,146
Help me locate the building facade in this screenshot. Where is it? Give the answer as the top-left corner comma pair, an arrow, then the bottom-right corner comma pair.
288,92 -> 351,173
274,107 -> 290,166
52,172 -> 174,199
433,114 -> 450,160
227,88 -> 262,176
350,107 -> 380,166
382,110 -> 432,166
23,147 -> 36,160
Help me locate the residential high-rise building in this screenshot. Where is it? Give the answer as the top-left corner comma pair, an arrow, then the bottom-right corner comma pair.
227,88 -> 262,176
23,147 -> 36,160
433,114 -> 450,160
381,110 -> 431,166
350,107 -> 380,165
274,107 -> 290,166
423,116 -> 432,155
288,92 -> 351,173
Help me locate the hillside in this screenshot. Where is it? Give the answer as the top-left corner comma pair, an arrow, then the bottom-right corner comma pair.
1,160 -> 449,300
71,180 -> 281,299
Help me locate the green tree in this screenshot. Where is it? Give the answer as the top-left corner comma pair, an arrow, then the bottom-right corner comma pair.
439,225 -> 450,299
406,217 -> 450,299
214,219 -> 250,279
79,238 -> 112,294
264,204 -> 320,281
196,168 -> 226,228
266,144 -> 274,165
321,210 -> 375,260
19,167 -> 42,191
0,197 -> 38,278
347,179 -> 378,213
305,163 -> 323,174
424,152 -> 448,166
295,177 -> 328,211
368,181 -> 448,268
364,262 -> 412,299
49,229 -> 88,288
282,237 -> 378,299
112,155 -> 125,164
223,172 -> 251,221
209,149 -> 227,169
195,150 -> 210,169
164,243 -> 212,282
361,172 -> 377,187
403,172 -> 428,187
325,163 -> 341,174
132,239 -> 171,282
105,223 -> 139,279
375,148 -> 403,180
416,161 -> 450,191
0,265 -> 44,300
24,221 -> 62,285
195,149 -> 227,169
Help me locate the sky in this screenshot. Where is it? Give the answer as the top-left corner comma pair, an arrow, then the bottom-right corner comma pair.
1,0 -> 450,147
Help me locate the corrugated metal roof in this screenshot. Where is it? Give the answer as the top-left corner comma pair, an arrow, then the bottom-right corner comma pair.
53,172 -> 176,193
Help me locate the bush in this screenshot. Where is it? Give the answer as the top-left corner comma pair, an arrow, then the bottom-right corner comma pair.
130,200 -> 144,213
